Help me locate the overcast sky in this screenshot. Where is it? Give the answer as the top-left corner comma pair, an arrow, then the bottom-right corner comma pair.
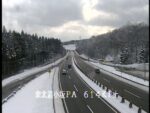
2,0 -> 149,42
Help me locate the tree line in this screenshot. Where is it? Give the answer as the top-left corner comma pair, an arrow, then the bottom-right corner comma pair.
2,26 -> 66,79
76,23 -> 149,64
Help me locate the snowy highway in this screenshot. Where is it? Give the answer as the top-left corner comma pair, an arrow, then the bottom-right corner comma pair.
2,51 -> 148,113
74,52 -> 149,112
59,53 -> 119,113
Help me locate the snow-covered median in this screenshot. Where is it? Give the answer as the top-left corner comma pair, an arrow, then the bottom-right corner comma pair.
72,58 -> 147,113
2,67 -> 65,113
2,54 -> 68,87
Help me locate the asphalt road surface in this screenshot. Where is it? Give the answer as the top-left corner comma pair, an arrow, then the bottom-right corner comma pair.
74,52 -> 149,112
59,52 -> 120,113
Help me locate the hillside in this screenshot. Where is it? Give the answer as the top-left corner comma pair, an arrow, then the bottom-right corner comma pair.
76,23 -> 149,64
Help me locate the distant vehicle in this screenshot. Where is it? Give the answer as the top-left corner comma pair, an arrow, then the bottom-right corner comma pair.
62,69 -> 67,75
68,64 -> 72,69
95,69 -> 100,74
66,57 -> 69,60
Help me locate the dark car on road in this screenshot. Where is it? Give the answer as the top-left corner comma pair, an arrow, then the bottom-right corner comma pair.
62,69 -> 67,75
95,69 -> 100,74
68,64 -> 72,69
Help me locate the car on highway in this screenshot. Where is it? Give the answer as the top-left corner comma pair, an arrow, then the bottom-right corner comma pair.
62,69 -> 67,75
95,68 -> 100,74
68,64 -> 72,69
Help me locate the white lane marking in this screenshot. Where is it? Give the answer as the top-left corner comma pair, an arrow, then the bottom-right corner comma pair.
124,89 -> 141,99
73,84 -> 78,92
86,105 -> 94,113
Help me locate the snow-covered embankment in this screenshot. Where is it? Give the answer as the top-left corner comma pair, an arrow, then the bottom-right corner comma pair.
2,67 -> 65,113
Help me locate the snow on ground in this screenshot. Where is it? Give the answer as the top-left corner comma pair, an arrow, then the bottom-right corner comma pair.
77,52 -> 149,88
116,63 -> 149,71
100,62 -> 149,71
53,68 -> 65,113
80,54 -> 89,59
87,61 -> 149,87
105,55 -> 114,62
2,67 -> 65,113
2,54 -> 68,87
3,70 -> 54,113
72,58 -> 147,113
63,44 -> 76,50
78,52 -> 149,71
76,52 -> 98,63
87,61 -> 149,92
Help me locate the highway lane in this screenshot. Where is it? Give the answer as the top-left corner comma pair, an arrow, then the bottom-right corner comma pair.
74,52 -> 149,112
59,53 -> 119,113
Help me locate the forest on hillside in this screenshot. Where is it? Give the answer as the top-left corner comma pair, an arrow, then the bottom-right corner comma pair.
2,26 -> 66,79
76,23 -> 149,64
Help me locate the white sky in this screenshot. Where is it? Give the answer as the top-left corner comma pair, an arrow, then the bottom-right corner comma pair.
2,0 -> 149,42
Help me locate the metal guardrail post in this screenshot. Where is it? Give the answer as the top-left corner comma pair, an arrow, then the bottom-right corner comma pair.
129,101 -> 132,108
121,97 -> 125,103
138,106 -> 142,113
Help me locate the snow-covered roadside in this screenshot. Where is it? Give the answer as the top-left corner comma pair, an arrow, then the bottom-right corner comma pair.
72,58 -> 147,113
102,62 -> 149,71
75,52 -> 98,63
87,61 -> 149,87
2,70 -> 54,113
53,68 -> 65,113
2,67 -> 65,113
77,52 -> 149,71
2,53 -> 68,87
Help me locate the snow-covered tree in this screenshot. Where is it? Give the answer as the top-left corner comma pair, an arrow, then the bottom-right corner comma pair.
120,47 -> 129,64
2,26 -> 65,79
139,48 -> 146,63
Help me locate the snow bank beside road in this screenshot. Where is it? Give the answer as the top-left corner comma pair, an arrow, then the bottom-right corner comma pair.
3,71 -> 54,113
78,52 -> 149,71
116,63 -> 149,71
76,52 -> 98,63
88,61 -> 149,87
2,67 -> 65,113
79,54 -> 98,63
53,68 -> 65,113
2,54 -> 67,87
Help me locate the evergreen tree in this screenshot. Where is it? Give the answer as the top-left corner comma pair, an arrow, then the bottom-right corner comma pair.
2,26 -> 65,79
139,48 -> 146,63
120,47 -> 129,64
